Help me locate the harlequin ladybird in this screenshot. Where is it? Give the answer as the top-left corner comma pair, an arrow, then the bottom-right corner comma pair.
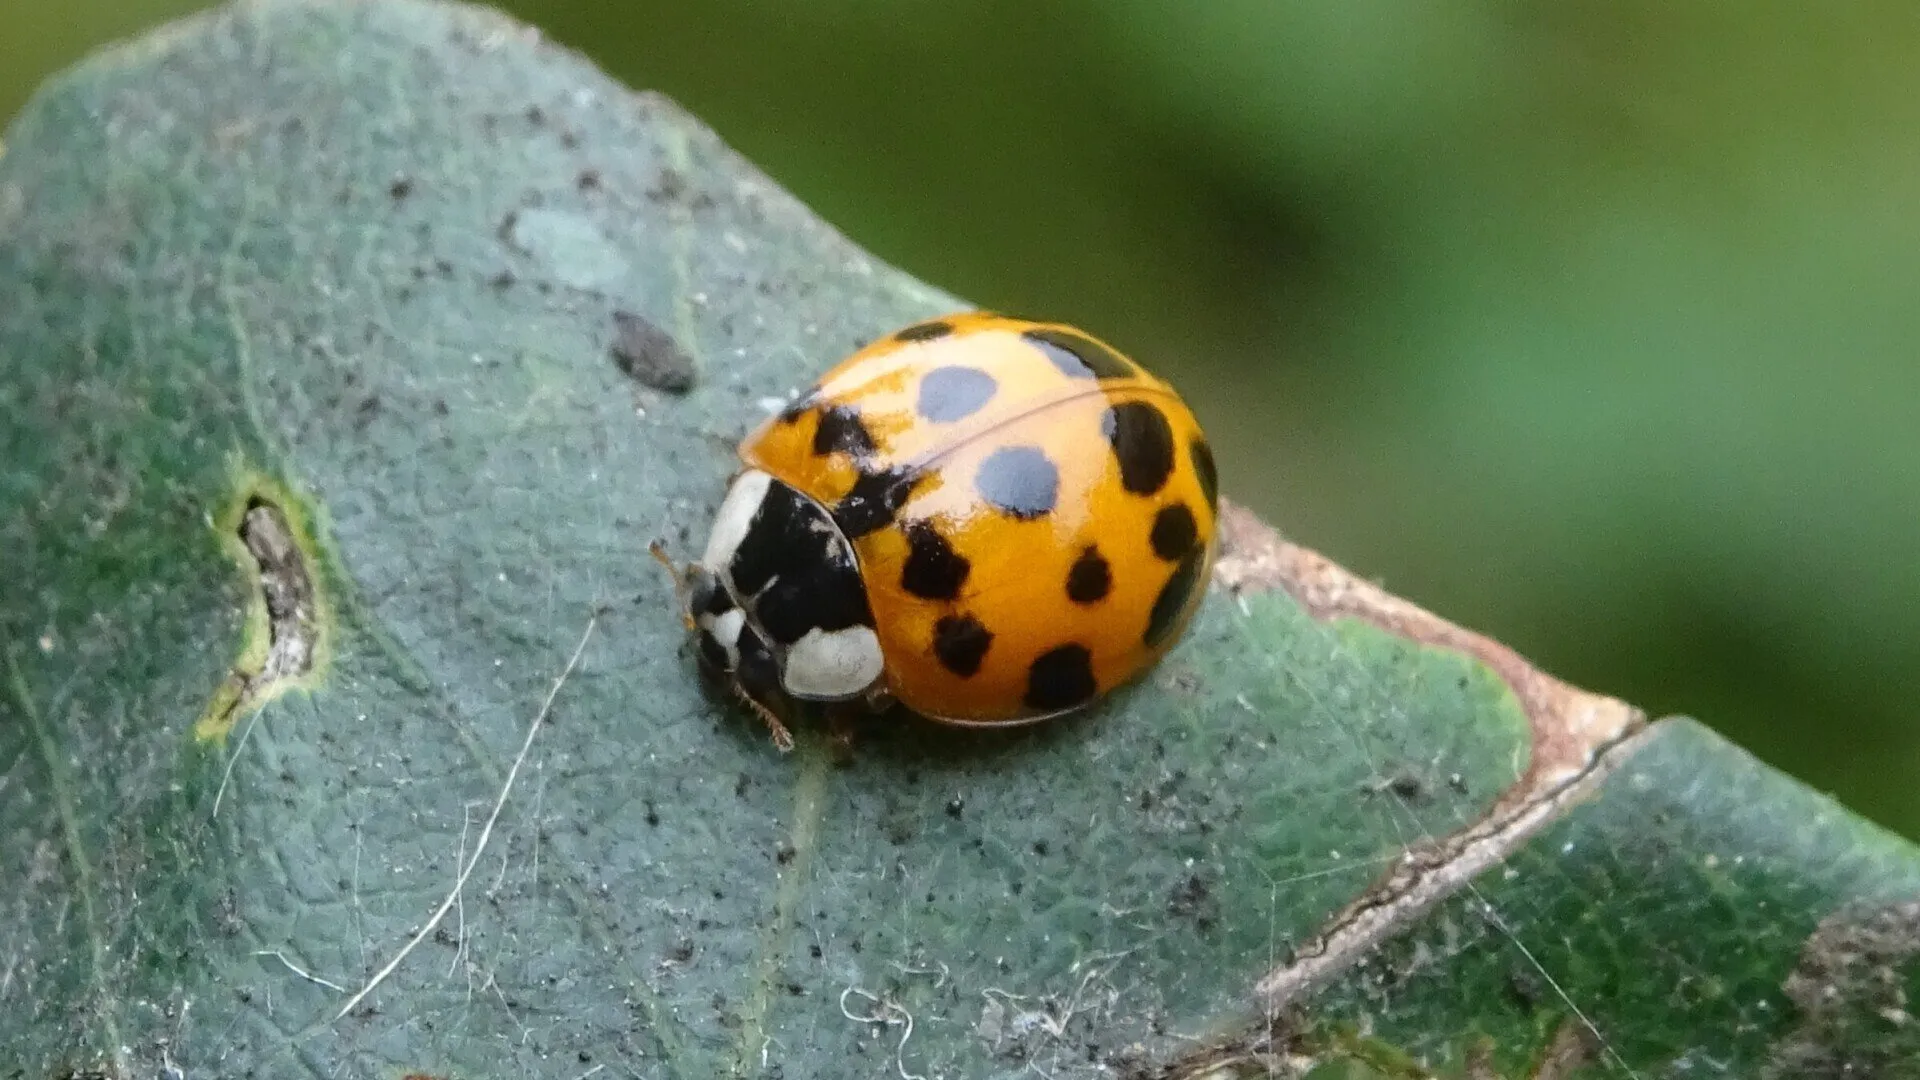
661,312 -> 1219,750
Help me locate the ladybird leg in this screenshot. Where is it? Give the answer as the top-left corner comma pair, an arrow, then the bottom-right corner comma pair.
861,683 -> 895,715
736,686 -> 795,753
824,701 -> 858,765
734,624 -> 795,752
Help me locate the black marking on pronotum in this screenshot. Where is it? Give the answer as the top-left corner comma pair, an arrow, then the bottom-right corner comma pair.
1145,546 -> 1208,648
1103,401 -> 1176,496
754,556 -> 873,645
811,404 -> 877,458
834,465 -> 918,539
1066,545 -> 1112,604
1150,503 -> 1198,562
932,614 -> 993,677
1190,436 -> 1219,510
974,445 -> 1059,520
915,366 -> 998,423
727,482 -> 820,597
1022,327 -> 1135,381
688,569 -> 736,618
1024,644 -> 1097,711
901,521 -> 971,600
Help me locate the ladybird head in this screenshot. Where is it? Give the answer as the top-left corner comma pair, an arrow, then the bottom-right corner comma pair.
672,469 -> 888,747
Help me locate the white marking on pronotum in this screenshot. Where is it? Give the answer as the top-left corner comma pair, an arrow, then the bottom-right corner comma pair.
332,610 -> 600,1022
782,625 -> 884,699
705,607 -> 747,667
701,468 -> 773,568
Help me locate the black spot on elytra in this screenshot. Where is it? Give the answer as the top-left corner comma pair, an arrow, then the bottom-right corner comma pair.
1025,644 -> 1097,711
932,614 -> 993,677
1150,503 -> 1199,561
1191,436 -> 1219,510
1145,546 -> 1208,648
1103,401 -> 1175,496
834,466 -> 918,539
901,521 -> 971,600
915,366 -> 998,423
1023,327 -> 1134,380
812,405 -> 876,458
895,319 -> 955,343
1066,546 -> 1112,604
975,446 -> 1058,520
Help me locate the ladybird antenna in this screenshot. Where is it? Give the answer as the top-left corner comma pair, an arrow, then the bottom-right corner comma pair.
648,539 -> 698,630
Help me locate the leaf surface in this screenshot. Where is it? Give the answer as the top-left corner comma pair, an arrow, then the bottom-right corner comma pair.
1,3 -> 1915,1077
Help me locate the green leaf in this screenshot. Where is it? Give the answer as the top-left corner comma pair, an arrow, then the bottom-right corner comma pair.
1,2 -> 1915,1077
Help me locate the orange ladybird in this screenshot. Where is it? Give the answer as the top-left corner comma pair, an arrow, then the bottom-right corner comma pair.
667,312 -> 1218,749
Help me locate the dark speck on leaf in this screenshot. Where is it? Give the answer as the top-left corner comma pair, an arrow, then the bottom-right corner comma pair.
388,174 -> 413,200
1506,964 -> 1546,1009
1168,873 -> 1215,929
611,311 -> 696,394
649,167 -> 687,202
945,797 -> 964,819
577,168 -> 601,191
488,269 -> 515,290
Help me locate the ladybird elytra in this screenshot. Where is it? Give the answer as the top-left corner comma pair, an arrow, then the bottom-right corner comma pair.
677,312 -> 1218,744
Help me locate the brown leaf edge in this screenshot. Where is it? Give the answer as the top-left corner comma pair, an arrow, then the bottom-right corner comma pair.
1198,500 -> 1652,1058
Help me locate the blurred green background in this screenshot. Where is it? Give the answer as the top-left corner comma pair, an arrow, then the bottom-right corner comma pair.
7,2 -> 1917,838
